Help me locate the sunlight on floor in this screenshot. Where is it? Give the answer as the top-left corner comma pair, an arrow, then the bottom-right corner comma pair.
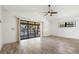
20,37 -> 41,53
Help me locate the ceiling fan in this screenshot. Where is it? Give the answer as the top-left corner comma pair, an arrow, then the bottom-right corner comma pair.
43,5 -> 58,16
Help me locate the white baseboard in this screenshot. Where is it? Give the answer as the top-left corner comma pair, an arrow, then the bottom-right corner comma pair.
49,35 -> 79,40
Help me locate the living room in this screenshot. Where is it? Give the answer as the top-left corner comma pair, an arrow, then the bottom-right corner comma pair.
0,5 -> 79,54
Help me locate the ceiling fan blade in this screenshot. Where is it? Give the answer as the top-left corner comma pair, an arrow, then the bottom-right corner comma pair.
44,13 -> 48,16
51,12 -> 58,14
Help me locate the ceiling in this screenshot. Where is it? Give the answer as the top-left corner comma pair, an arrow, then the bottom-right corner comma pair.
2,5 -> 48,12
2,5 -> 79,17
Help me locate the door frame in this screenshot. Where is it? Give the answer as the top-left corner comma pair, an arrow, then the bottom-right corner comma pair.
16,17 -> 43,43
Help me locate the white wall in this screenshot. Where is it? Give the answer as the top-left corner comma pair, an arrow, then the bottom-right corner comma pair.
0,6 -> 2,50
46,5 -> 79,39
2,10 -> 51,44
48,15 -> 79,39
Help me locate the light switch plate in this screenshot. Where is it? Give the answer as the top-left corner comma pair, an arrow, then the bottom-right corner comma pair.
11,28 -> 14,30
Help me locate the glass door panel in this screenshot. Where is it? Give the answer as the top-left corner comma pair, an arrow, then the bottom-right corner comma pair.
29,25 -> 34,38
20,20 -> 40,40
20,23 -> 28,40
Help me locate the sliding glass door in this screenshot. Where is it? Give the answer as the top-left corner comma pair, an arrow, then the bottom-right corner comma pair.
20,20 -> 40,40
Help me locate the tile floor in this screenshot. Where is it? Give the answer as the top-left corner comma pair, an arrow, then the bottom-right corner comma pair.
1,36 -> 79,54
